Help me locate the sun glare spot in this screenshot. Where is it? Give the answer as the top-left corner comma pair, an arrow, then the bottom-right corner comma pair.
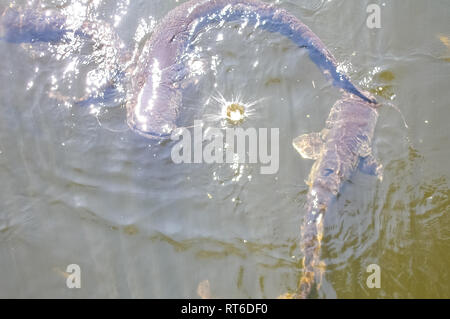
225,103 -> 245,124
205,91 -> 266,127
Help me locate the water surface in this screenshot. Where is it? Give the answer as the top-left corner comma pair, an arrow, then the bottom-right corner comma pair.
0,0 -> 449,298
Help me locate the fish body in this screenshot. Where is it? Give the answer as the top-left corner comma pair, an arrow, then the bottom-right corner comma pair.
1,1 -> 376,137
293,93 -> 382,298
128,0 -> 376,138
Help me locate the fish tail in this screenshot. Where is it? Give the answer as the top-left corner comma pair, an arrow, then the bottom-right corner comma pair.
296,210 -> 325,299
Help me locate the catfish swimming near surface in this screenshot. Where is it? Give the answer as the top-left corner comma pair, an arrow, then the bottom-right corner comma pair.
1,0 -> 376,138
0,0 -> 382,298
291,93 -> 382,298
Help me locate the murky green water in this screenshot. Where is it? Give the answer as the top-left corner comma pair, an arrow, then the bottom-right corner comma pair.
0,0 -> 449,298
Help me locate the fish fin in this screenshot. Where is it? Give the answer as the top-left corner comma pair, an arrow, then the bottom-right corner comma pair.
292,132 -> 324,160
359,154 -> 383,181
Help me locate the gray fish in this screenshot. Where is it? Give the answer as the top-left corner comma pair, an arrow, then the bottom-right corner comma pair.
127,0 -> 376,138
0,0 -> 376,137
292,93 -> 382,298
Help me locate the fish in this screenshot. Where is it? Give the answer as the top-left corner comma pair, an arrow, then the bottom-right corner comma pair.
292,92 -> 382,298
1,0 -> 376,137
128,0 -> 376,138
